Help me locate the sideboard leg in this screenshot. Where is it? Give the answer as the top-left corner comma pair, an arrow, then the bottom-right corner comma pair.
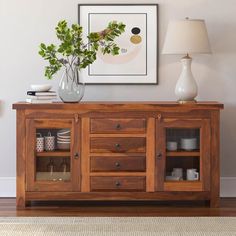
16,197 -> 26,209
210,197 -> 220,208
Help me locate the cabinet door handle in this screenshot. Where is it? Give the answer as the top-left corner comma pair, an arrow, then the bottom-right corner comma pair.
115,181 -> 121,187
115,162 -> 120,168
74,114 -> 79,123
156,152 -> 162,160
74,152 -> 80,159
157,114 -> 162,121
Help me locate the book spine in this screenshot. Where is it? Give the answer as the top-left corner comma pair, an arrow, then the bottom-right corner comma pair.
27,95 -> 57,100
26,99 -> 54,103
27,91 -> 57,96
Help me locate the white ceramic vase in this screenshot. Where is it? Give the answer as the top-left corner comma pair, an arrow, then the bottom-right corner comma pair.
175,57 -> 198,102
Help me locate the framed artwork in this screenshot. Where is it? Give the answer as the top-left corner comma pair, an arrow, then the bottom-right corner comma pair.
78,4 -> 158,84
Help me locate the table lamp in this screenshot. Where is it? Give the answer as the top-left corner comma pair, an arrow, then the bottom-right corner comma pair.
162,18 -> 211,103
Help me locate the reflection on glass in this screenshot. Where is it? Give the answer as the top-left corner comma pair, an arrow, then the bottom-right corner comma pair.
36,156 -> 71,181
47,158 -> 55,176
165,156 -> 200,181
60,158 -> 69,175
166,128 -> 200,151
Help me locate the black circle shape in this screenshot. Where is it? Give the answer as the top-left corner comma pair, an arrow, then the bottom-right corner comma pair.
131,27 -> 141,35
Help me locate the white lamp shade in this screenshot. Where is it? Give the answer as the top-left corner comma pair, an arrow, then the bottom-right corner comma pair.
162,19 -> 211,54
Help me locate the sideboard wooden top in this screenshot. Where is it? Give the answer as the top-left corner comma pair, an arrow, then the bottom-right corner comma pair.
13,101 -> 224,110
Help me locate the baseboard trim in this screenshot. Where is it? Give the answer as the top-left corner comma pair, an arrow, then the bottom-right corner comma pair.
0,177 -> 235,197
0,177 -> 16,197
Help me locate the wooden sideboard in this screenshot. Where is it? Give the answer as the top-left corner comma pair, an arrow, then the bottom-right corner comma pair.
13,101 -> 223,208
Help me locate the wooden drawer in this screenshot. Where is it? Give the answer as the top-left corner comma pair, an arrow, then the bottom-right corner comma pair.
90,137 -> 146,153
90,177 -> 146,192
90,118 -> 146,133
90,156 -> 146,172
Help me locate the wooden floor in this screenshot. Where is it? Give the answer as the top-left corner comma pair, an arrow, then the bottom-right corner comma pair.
0,198 -> 236,216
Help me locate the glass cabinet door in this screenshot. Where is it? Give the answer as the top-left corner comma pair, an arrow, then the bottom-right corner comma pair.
156,118 -> 211,192
26,119 -> 80,192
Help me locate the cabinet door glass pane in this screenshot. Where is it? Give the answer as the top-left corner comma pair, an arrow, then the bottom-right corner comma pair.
35,128 -> 71,182
165,128 -> 200,182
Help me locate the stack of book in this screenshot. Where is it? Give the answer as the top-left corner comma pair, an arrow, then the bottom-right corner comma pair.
26,91 -> 57,103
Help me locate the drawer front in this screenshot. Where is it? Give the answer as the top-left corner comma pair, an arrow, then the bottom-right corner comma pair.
90,177 -> 146,192
90,137 -> 146,153
90,156 -> 146,172
90,118 -> 146,133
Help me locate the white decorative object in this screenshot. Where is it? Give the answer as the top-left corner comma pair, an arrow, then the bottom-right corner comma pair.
186,169 -> 199,181
166,141 -> 178,151
181,138 -> 197,151
171,168 -> 183,179
30,84 -> 52,92
162,18 -> 211,103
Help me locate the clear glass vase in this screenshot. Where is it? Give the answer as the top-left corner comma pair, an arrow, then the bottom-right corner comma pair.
58,65 -> 85,103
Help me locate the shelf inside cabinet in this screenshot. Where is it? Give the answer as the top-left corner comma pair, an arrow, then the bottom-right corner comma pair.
36,151 -> 71,157
164,181 -> 202,191
36,172 -> 71,181
166,150 -> 200,157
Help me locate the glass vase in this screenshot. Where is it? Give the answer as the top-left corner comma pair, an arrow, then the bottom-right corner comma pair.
58,65 -> 85,103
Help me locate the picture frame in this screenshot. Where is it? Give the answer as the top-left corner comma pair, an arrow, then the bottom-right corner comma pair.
78,4 -> 158,85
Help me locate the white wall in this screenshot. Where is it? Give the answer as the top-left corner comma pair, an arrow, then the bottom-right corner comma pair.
0,0 -> 236,189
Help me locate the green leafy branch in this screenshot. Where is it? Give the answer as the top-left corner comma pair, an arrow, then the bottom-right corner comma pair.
39,20 -> 125,80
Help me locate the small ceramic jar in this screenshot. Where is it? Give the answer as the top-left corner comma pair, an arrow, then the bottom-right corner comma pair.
44,132 -> 55,151
36,133 -> 44,152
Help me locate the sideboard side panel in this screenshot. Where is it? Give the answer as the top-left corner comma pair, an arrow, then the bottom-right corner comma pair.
210,110 -> 220,207
16,110 -> 26,208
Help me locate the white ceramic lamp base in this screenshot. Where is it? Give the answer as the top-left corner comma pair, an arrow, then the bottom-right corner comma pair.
175,56 -> 198,103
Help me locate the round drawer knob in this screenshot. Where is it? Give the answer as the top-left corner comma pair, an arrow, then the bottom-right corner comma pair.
115,181 -> 121,187
115,162 -> 120,167
115,143 -> 121,149
116,124 -> 121,130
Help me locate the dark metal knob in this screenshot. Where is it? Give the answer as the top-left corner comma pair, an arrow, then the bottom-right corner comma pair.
74,152 -> 79,159
115,143 -> 121,149
115,181 -> 121,187
115,162 -> 120,167
116,124 -> 121,130
156,152 -> 162,160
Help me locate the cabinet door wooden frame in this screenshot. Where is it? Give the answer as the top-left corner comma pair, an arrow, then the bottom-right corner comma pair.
155,118 -> 211,192
26,118 -> 81,192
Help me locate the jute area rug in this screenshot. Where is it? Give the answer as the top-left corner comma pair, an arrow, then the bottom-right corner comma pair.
0,217 -> 236,236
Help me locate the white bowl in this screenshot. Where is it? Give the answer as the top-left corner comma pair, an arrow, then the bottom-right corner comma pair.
57,130 -> 70,137
57,142 -> 70,150
57,129 -> 70,134
30,84 -> 52,92
57,140 -> 70,143
57,133 -> 70,138
181,138 -> 197,151
57,137 -> 71,142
